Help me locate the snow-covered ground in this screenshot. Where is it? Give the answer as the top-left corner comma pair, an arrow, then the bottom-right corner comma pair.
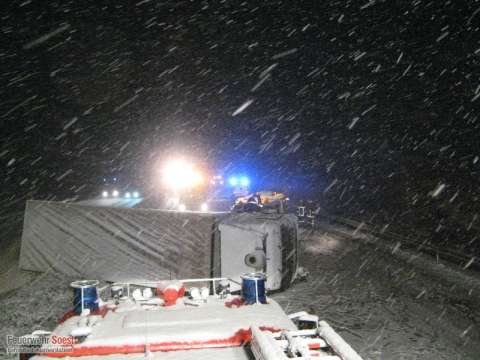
0,240 -> 74,360
272,225 -> 480,360
1,224 -> 479,360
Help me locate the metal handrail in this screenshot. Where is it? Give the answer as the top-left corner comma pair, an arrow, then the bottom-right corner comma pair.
110,277 -> 236,298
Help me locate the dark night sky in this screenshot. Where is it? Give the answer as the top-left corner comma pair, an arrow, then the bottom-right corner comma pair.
1,1 -> 479,253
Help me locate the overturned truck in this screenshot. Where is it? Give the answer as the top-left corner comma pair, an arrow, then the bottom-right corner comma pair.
19,200 -> 299,290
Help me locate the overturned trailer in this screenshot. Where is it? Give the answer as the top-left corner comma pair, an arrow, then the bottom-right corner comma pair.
216,213 -> 298,290
19,200 -> 298,290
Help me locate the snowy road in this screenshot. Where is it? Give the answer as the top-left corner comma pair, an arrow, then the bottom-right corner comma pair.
272,225 -> 480,360
76,198 -> 143,208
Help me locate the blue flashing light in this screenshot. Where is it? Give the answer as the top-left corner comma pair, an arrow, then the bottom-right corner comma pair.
240,177 -> 250,187
229,177 -> 238,186
229,176 -> 250,187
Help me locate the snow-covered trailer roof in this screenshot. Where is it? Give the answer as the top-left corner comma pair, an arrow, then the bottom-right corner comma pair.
19,200 -> 226,282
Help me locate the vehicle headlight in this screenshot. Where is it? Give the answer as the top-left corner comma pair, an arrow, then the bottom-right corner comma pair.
162,159 -> 203,190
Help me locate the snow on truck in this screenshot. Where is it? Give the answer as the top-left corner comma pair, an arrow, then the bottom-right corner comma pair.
20,276 -> 363,360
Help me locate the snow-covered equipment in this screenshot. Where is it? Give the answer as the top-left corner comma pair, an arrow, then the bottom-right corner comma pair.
233,191 -> 288,214
288,311 -> 319,329
258,191 -> 289,213
233,194 -> 262,212
156,280 -> 185,306
142,287 -> 153,299
25,277 -> 363,360
70,280 -> 99,315
250,322 -> 363,360
241,272 -> 267,304
110,285 -> 123,297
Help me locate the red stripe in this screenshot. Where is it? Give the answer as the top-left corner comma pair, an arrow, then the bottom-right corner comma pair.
43,326 -> 282,358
